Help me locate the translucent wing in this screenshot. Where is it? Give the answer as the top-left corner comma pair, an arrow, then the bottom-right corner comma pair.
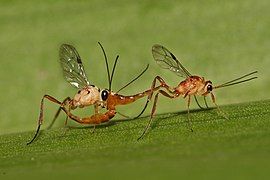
152,44 -> 191,78
59,44 -> 90,89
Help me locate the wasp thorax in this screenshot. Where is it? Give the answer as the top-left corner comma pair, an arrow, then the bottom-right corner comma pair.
73,86 -> 100,107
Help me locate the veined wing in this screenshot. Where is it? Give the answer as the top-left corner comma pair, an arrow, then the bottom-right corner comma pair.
59,44 -> 90,89
152,44 -> 191,78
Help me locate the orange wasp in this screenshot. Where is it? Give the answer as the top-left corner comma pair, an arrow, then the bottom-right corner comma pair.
138,44 -> 258,139
27,43 -> 159,144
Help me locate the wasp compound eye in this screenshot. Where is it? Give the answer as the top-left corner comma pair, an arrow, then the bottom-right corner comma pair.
101,90 -> 109,101
207,84 -> 213,92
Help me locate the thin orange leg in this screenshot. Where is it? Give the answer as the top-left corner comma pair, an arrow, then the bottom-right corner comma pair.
137,89 -> 176,140
210,93 -> 228,120
27,95 -> 117,145
47,97 -> 71,130
187,95 -> 193,132
194,95 -> 208,109
148,76 -> 174,99
135,76 -> 174,119
27,95 -> 64,145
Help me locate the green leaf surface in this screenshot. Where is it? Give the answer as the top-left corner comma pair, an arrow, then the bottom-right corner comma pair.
1,100 -> 269,179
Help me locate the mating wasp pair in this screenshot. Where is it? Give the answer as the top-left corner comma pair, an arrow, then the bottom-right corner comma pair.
27,43 -> 257,144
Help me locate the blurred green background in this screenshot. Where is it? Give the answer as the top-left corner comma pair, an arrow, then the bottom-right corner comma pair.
0,0 -> 269,135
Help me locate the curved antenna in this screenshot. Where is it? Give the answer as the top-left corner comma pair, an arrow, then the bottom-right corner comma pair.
98,42 -> 111,90
109,55 -> 119,91
116,64 -> 149,93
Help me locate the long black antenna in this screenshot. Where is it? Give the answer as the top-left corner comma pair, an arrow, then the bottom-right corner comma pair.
116,64 -> 149,93
98,42 -> 111,90
215,77 -> 258,89
109,55 -> 119,91
215,71 -> 258,89
218,71 -> 257,87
